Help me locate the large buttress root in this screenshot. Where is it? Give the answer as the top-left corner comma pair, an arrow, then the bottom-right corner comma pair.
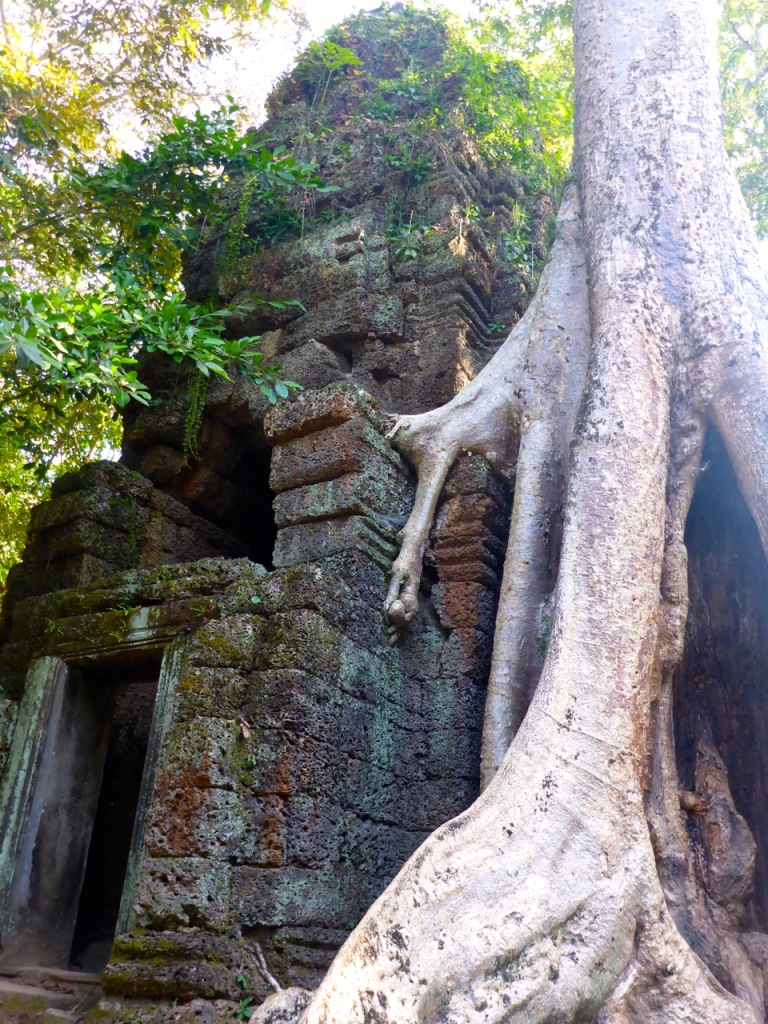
479,192 -> 591,783
279,227 -> 754,1018
384,188 -> 590,784
250,194 -> 762,1024
479,420 -> 559,782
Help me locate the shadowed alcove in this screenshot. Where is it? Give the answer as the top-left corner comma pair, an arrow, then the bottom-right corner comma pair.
675,427 -> 768,929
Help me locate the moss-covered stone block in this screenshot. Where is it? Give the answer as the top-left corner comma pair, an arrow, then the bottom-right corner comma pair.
232,864 -> 356,929
245,669 -> 374,754
153,717 -> 239,791
187,615 -> 263,670
104,931 -> 248,1001
269,415 -> 404,494
230,792 -> 286,866
273,467 -> 411,528
0,696 -> 18,775
131,856 -> 231,933
264,381 -> 387,445
255,610 -> 342,677
174,666 -> 252,721
273,515 -> 397,571
145,786 -> 243,859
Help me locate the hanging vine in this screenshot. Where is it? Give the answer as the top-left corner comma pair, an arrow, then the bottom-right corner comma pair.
183,369 -> 209,462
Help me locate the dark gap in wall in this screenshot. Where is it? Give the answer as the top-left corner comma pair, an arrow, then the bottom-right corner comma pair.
237,446 -> 278,570
68,669 -> 159,971
170,439 -> 277,570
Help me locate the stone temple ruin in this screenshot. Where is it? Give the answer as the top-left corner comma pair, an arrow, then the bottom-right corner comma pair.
0,7 -> 548,1018
3,7 -> 768,1023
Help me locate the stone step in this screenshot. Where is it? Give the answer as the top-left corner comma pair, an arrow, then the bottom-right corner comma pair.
0,973 -> 104,1023
31,1011 -> 79,1024
0,965 -> 101,986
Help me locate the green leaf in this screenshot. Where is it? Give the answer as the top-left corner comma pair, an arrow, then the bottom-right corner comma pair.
15,340 -> 50,368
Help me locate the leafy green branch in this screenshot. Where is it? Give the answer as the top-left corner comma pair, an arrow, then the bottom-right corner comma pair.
218,142 -> 340,274
0,272 -> 301,408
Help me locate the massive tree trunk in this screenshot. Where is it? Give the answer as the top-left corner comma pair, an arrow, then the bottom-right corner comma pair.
253,0 -> 768,1020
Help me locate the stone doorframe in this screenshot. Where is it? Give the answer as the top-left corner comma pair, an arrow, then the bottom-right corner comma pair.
0,614 -> 188,968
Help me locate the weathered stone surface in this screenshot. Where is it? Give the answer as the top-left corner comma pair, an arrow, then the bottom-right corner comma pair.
0,696 -> 18,775
187,615 -> 263,671
174,666 -> 251,720
233,865 -> 358,930
121,396 -> 190,451
180,69 -> 544,408
132,443 -> 190,486
273,469 -> 410,529
0,534 -> 493,1004
248,987 -> 312,1024
269,416 -> 402,494
0,562 -> 271,705
272,516 -> 398,571
84,995 -> 246,1023
104,932 -> 250,1000
11,558 -> 264,631
434,491 -> 511,542
442,450 -> 511,501
248,556 -> 394,660
131,856 -> 231,932
0,463 -> 246,631
264,382 -> 387,446
278,339 -> 350,393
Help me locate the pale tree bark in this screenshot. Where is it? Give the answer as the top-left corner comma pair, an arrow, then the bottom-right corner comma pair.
251,0 -> 768,1020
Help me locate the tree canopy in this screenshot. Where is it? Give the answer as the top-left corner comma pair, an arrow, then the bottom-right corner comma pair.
0,0 -> 309,585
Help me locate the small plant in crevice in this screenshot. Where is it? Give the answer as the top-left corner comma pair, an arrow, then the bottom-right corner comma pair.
216,146 -> 340,282
109,492 -> 141,567
302,39 -> 362,106
124,497 -> 141,568
232,972 -> 254,1022
384,139 -> 434,189
500,228 -> 531,270
385,186 -> 437,264
388,214 -> 434,263
220,174 -> 259,278
498,200 -> 547,284
175,306 -> 302,461
366,93 -> 397,121
500,201 -> 532,266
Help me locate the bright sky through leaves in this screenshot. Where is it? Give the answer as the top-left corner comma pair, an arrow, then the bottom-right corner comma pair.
306,0 -> 475,33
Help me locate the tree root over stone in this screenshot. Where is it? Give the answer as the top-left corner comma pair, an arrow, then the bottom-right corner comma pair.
250,0 -> 768,1018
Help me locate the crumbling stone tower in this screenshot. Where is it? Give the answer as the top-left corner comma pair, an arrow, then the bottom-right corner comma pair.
0,6 -> 549,1016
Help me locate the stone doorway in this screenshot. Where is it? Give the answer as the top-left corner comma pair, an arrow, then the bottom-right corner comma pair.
0,649 -> 172,972
68,666 -> 158,971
